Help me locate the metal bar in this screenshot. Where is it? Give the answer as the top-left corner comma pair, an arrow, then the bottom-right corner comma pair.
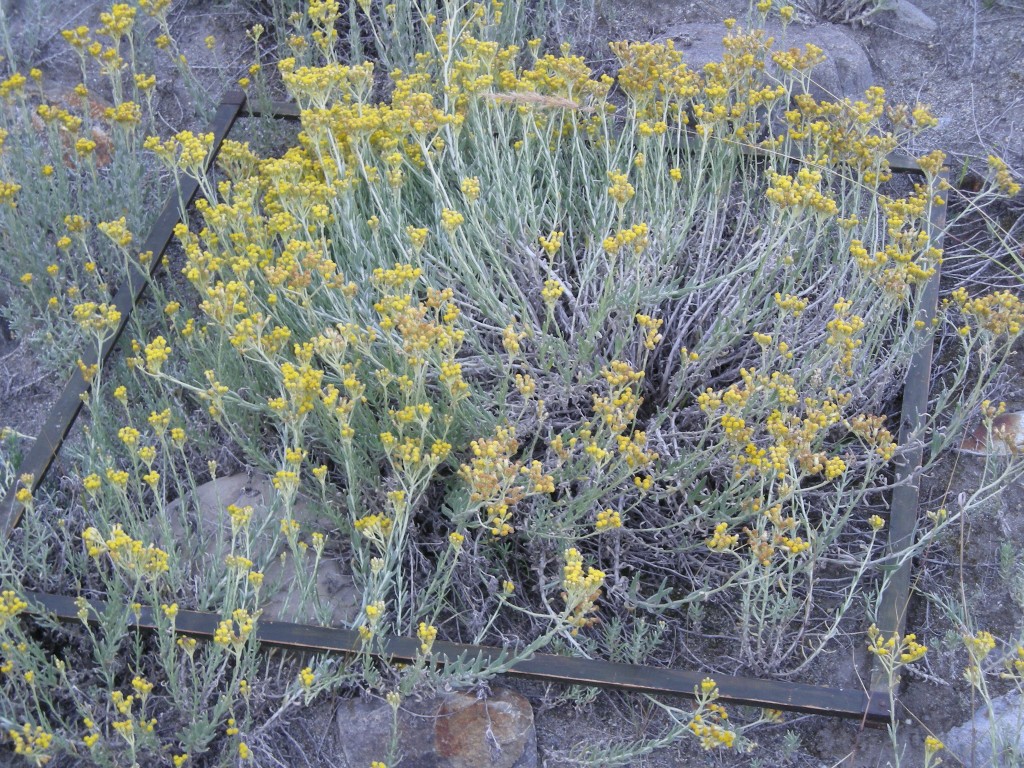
26,590 -> 889,724
244,99 -> 302,119
885,151 -> 924,175
0,91 -> 248,537
870,166 -> 949,694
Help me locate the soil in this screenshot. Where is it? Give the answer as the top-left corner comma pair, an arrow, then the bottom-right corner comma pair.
1,1 -> 1022,766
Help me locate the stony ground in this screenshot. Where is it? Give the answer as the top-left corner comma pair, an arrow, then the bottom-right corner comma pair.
1,1 -> 1023,766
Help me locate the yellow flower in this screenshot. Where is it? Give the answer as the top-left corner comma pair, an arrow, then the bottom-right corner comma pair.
607,169 -> 635,206
541,279 -> 564,307
460,176 -> 481,203
118,426 -> 140,448
417,622 -> 438,654
595,508 -> 622,531
0,590 -> 29,630
440,208 -> 464,232
706,522 -> 738,552
539,230 -> 563,259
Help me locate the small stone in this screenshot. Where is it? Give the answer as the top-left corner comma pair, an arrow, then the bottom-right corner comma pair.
333,688 -> 537,768
435,688 -> 537,768
942,692 -> 1024,767
335,695 -> 438,767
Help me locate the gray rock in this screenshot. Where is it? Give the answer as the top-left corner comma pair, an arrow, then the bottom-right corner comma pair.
334,687 -> 537,768
885,1 -> 939,37
663,21 -> 874,103
336,695 -> 438,767
164,472 -> 330,554
943,692 -> 1024,767
262,552 -> 360,626
164,472 -> 359,626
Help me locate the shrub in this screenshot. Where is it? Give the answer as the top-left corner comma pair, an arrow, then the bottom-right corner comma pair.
1,0 -> 1022,765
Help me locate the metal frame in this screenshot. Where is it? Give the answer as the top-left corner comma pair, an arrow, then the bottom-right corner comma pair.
869,167 -> 949,696
1,91 -> 948,728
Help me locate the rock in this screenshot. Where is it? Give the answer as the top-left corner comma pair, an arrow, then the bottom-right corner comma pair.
164,472 -> 359,626
663,21 -> 874,103
164,472 -> 331,563
336,695 -> 438,767
435,688 -> 537,768
262,552 -> 360,626
885,1 -> 938,37
959,412 -> 1024,455
942,692 -> 1024,767
334,687 -> 537,768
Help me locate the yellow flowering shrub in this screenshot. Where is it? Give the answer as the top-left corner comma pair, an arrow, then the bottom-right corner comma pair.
0,1 -> 1021,765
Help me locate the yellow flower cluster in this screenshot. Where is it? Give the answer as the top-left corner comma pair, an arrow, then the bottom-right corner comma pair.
0,590 -> 28,630
592,361 -> 644,435
607,169 -> 634,206
635,313 -> 663,350
82,524 -> 170,580
541,279 -> 564,307
460,176 -> 481,203
595,508 -> 622,531
144,335 -> 171,374
765,167 -> 838,217
0,180 -> 20,207
699,366 -> 851,487
417,622 -> 438,654
689,678 -> 736,750
354,514 -> 394,547
143,131 -> 214,176
440,208 -> 464,232
951,288 -> 1024,337
602,223 -> 649,257
849,184 -> 941,296
278,59 -> 374,110
97,3 -> 136,40
610,39 -> 700,120
963,630 -> 996,663
825,299 -> 865,375
773,89 -> 897,185
8,724 -> 53,764
706,522 -> 739,552
459,426 -> 553,536
539,230 -> 563,259
867,623 -> 927,663
561,548 -> 605,634
72,302 -> 122,337
847,413 -> 896,461
987,155 -> 1021,197
213,608 -> 258,649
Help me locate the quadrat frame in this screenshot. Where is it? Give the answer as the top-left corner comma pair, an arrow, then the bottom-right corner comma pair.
0,90 -> 949,727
